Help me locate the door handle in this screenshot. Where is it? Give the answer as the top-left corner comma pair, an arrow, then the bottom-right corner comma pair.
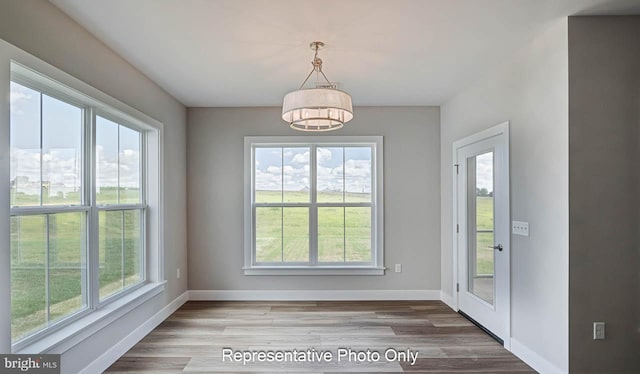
488,244 -> 503,251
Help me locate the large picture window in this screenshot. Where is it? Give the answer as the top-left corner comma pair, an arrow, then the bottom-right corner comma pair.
244,137 -> 384,275
8,64 -> 157,348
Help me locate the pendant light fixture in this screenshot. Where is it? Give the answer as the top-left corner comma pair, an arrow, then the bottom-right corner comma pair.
282,41 -> 353,132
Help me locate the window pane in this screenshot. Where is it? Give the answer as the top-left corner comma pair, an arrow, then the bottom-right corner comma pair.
255,148 -> 282,203
467,151 -> 495,305
119,126 -> 141,204
317,147 -> 344,202
11,215 -> 46,341
124,210 -> 142,287
345,147 -> 372,202
345,207 -> 372,262
10,82 -> 41,206
283,147 -> 309,203
42,95 -> 83,206
318,207 -> 345,262
99,210 -> 123,299
255,207 -> 282,262
283,207 -> 309,262
48,212 -> 86,322
96,117 -> 119,205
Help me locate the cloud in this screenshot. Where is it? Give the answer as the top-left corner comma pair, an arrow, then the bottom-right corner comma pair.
316,148 -> 332,163
10,84 -> 34,115
96,146 -> 140,188
255,147 -> 372,194
11,147 -> 84,196
475,153 -> 493,192
10,148 -> 40,181
257,163 -> 310,191
291,151 -> 310,165
255,168 -> 281,190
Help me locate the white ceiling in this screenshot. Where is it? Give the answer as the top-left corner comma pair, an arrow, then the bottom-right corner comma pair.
50,0 -> 640,107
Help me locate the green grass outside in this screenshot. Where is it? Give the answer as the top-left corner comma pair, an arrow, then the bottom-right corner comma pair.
10,187 -> 142,342
255,190 -> 371,203
474,196 -> 494,275
255,190 -> 371,263
11,186 -> 139,206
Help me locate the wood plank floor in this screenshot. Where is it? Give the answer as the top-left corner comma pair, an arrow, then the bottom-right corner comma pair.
106,301 -> 535,373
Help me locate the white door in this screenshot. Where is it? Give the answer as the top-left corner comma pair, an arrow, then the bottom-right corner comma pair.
454,122 -> 510,347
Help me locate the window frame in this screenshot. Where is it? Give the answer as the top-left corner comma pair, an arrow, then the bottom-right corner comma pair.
243,136 -> 385,276
92,110 -> 147,306
9,61 -> 164,352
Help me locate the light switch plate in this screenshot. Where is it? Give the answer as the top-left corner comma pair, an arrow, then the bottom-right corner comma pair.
395,264 -> 402,273
512,221 -> 529,236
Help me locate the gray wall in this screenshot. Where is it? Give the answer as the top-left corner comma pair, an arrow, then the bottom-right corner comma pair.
440,20 -> 569,372
0,1 -> 187,372
187,106 -> 440,291
568,16 -> 640,373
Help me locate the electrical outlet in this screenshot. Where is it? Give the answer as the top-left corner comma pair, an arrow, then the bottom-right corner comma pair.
593,322 -> 605,340
177,268 -> 181,279
395,264 -> 402,273
512,221 -> 529,236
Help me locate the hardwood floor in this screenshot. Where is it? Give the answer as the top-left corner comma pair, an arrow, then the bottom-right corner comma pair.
106,301 -> 535,373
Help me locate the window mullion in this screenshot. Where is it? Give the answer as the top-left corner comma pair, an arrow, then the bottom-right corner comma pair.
45,214 -> 50,324
280,148 -> 283,262
342,147 -> 346,262
88,108 -> 100,310
121,211 -> 125,289
39,92 -> 43,206
310,145 -> 318,266
117,125 -> 121,204
140,134 -> 147,281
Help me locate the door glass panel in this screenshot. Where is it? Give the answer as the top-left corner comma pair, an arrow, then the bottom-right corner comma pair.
467,151 -> 494,304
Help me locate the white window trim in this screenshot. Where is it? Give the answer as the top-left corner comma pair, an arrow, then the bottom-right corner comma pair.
243,136 -> 384,276
8,60 -> 165,352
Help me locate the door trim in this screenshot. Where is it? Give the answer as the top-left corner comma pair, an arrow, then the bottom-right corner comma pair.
452,121 -> 510,349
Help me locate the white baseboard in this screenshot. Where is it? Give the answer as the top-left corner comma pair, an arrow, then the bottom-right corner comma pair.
79,291 -> 188,374
189,289 -> 441,301
440,291 -> 457,310
510,338 -> 565,374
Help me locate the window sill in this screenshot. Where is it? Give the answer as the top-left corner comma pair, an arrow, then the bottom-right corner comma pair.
14,281 -> 166,354
243,266 -> 386,276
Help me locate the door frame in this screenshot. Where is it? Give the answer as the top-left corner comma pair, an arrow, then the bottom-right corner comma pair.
451,121 -> 510,349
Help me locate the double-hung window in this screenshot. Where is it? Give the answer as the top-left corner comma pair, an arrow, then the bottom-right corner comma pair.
9,63 -> 161,349
244,136 -> 384,275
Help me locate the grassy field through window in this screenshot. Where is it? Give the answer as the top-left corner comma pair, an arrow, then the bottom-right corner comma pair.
10,188 -> 141,342
255,190 -> 371,263
475,196 -> 494,275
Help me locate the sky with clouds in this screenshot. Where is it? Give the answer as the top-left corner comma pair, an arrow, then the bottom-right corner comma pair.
10,82 -> 140,199
474,152 -> 493,193
11,81 -> 490,202
255,146 -> 372,198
